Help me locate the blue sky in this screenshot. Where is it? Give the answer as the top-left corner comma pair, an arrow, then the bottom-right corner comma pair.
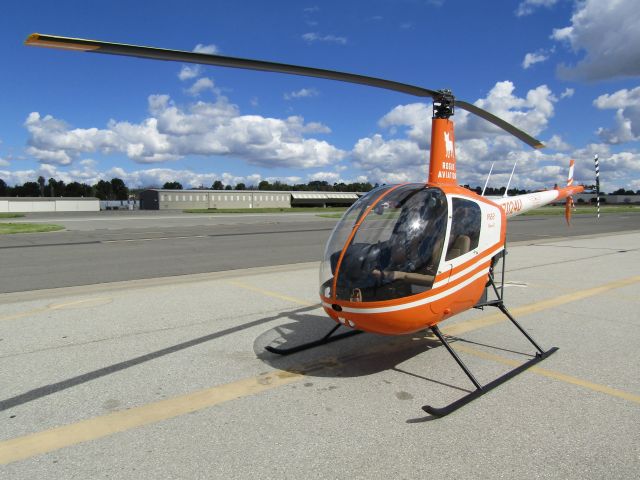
1,0 -> 639,192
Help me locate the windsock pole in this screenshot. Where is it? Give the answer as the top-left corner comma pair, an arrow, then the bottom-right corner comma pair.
594,154 -> 600,219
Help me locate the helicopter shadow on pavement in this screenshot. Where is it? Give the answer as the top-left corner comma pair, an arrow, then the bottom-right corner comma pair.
253,308 -> 474,396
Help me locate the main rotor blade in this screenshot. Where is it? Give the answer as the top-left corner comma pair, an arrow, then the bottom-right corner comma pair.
25,33 -> 438,99
455,100 -> 545,149
25,33 -> 546,149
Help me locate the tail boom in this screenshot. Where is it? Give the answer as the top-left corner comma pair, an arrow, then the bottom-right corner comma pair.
494,185 -> 584,218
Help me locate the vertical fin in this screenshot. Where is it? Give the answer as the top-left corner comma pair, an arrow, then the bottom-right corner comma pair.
565,159 -> 575,225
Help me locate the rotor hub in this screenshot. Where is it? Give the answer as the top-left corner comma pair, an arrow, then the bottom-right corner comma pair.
433,89 -> 455,119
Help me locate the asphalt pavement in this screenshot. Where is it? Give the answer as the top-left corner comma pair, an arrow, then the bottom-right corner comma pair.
0,230 -> 639,479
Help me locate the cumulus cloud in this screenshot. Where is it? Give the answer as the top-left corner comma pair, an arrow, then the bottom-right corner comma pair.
552,0 -> 640,81
178,65 -> 201,81
186,77 -> 216,96
515,0 -> 559,17
193,43 -> 219,55
302,33 -> 347,45
594,86 -> 640,144
522,51 -> 549,69
349,81 -> 583,188
560,88 -> 575,99
284,88 -> 319,100
24,95 -> 345,169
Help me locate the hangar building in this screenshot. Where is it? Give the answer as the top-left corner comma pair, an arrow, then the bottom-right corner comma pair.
0,197 -> 100,213
139,189 -> 360,210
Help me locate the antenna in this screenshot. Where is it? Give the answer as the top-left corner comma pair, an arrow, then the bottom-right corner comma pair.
481,162 -> 494,196
503,161 -> 517,197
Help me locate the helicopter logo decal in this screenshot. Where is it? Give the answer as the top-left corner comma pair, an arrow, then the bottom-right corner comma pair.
444,131 -> 454,158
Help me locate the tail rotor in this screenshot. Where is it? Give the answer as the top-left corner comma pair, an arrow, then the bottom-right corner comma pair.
565,159 -> 576,225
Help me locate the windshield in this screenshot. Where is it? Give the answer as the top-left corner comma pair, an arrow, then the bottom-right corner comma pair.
320,184 -> 447,302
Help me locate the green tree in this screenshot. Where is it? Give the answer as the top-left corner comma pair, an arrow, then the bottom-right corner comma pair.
212,180 -> 224,190
0,178 -> 7,196
94,180 -> 113,200
235,182 -> 246,190
224,185 -> 233,190
65,181 -> 93,197
163,181 -> 183,190
37,176 -> 46,197
258,180 -> 271,190
45,178 -> 65,197
111,178 -> 129,200
18,181 -> 41,196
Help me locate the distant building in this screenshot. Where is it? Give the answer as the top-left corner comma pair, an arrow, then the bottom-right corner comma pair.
0,197 -> 99,213
138,189 -> 360,210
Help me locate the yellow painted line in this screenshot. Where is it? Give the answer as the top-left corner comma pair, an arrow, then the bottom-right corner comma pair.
0,306 -> 50,322
453,344 -> 640,405
0,297 -> 112,322
227,280 -> 315,307
443,275 -> 640,337
49,297 -> 112,310
0,370 -> 302,465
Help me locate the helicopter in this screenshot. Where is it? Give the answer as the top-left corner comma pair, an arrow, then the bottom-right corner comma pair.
25,33 -> 585,416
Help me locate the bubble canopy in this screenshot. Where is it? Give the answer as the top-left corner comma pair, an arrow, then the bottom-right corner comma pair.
320,184 -> 448,303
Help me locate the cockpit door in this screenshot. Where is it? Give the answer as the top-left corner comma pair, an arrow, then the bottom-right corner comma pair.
442,197 -> 481,284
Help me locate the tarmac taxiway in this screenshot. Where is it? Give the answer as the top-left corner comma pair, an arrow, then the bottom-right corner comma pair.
0,222 -> 638,479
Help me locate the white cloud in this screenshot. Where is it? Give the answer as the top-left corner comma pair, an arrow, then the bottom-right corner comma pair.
348,81 -> 591,188
458,81 -> 558,139
522,51 -> 549,69
594,87 -> 640,144
0,157 -> 9,167
545,134 -> 571,151
193,43 -> 219,55
178,65 -> 201,81
560,88 -> 575,99
515,0 -> 559,17
302,33 -> 348,45
24,95 -> 345,169
352,134 -> 428,183
284,88 -> 319,100
378,103 -> 431,148
187,77 -> 216,96
552,0 -> 640,80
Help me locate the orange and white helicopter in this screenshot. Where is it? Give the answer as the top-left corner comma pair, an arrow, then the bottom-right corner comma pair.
25,34 -> 585,416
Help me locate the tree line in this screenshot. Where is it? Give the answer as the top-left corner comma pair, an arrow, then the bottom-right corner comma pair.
148,179 -> 376,192
2,176 -> 638,198
0,176 -> 129,200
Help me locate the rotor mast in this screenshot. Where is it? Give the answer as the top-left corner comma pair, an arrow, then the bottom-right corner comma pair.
428,90 -> 458,186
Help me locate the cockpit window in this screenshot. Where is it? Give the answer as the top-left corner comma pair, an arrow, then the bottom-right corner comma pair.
445,198 -> 481,261
320,184 -> 448,302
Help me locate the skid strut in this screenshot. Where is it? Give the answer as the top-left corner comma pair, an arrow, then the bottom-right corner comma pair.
422,303 -> 558,417
265,323 -> 363,355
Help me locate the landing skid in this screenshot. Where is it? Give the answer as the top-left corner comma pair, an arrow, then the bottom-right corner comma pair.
265,323 -> 363,355
422,315 -> 557,417
423,248 -> 557,417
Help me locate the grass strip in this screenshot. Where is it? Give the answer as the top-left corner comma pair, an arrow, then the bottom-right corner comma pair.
0,223 -> 64,234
